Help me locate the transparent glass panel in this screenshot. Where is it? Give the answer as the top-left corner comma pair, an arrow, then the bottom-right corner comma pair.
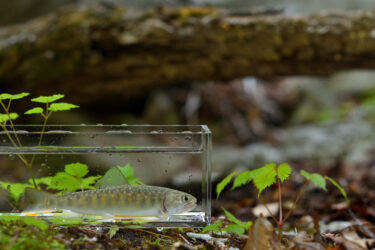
0,125 -> 211,228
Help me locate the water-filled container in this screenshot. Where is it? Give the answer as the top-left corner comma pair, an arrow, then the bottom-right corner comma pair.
0,125 -> 211,228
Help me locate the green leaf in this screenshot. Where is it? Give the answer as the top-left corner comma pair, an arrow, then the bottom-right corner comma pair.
23,217 -> 48,231
202,221 -> 222,233
300,170 -> 327,191
0,181 -> 32,204
325,176 -> 349,201
49,102 -> 79,112
0,93 -> 12,100
47,216 -> 84,226
232,170 -> 255,190
108,225 -> 119,239
216,171 -> 238,199
0,113 -> 19,123
48,172 -> 81,191
31,94 -> 64,103
33,176 -> 53,186
9,92 -> 30,100
240,221 -> 253,229
65,162 -> 89,178
224,224 -> 245,235
253,163 -> 277,197
24,107 -> 44,115
222,208 -> 242,225
277,163 -> 292,183
117,163 -> 143,185
80,176 -> 102,190
0,92 -> 30,100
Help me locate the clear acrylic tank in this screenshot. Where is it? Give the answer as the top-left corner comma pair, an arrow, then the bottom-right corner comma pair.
0,125 -> 211,228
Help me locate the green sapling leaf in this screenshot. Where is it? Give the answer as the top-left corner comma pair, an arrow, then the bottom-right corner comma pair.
117,164 -> 144,185
202,221 -> 222,233
253,163 -> 277,197
300,170 -> 327,191
277,163 -> 292,182
31,94 -> 64,103
49,102 -> 79,112
0,92 -> 30,100
216,171 -> 238,199
0,93 -> 12,100
8,92 -> 30,100
0,113 -> 19,123
222,208 -> 242,224
49,172 -> 81,191
0,181 -> 32,204
65,162 -> 89,178
33,176 -> 53,186
81,176 -> 102,190
240,221 -> 253,229
232,170 -> 255,190
224,224 -> 245,235
325,176 -> 349,201
24,107 -> 44,115
23,217 -> 48,231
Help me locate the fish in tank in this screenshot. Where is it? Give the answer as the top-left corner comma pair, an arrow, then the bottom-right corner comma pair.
23,185 -> 197,219
0,125 -> 211,228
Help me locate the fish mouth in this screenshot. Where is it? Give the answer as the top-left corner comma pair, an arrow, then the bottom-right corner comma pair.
183,201 -> 197,212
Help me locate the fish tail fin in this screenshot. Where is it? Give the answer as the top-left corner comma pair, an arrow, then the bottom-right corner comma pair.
24,188 -> 53,210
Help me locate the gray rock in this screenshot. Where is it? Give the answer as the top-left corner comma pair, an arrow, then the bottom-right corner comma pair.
277,121 -> 375,167
241,143 -> 285,168
328,70 -> 375,97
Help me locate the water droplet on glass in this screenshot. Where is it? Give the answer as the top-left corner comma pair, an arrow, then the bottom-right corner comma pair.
156,227 -> 163,232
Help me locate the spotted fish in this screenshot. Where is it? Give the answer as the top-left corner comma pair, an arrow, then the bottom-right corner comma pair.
23,185 -> 197,218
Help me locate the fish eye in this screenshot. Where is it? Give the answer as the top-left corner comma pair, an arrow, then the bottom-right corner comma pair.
183,195 -> 189,202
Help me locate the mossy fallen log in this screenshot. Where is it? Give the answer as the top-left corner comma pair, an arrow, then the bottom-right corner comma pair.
1,3 -> 375,101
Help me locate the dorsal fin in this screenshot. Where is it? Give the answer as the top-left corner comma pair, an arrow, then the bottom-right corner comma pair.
95,166 -> 130,189
24,188 -> 53,207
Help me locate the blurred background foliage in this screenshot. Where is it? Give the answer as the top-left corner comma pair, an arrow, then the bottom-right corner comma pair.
1,0 -> 375,221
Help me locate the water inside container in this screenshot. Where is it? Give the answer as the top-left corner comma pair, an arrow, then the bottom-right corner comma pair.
0,125 -> 211,228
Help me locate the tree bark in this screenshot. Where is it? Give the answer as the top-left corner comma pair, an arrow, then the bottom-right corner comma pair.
1,3 -> 375,101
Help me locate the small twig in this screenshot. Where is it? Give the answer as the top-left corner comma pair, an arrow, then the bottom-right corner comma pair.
0,124 -> 29,167
186,232 -> 227,248
132,228 -> 175,239
259,195 -> 278,224
283,179 -> 310,222
348,208 -> 375,239
0,99 -> 24,149
178,233 -> 193,246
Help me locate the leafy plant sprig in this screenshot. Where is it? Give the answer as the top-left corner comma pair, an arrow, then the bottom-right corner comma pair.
202,208 -> 252,236
216,162 -> 348,239
0,163 -> 141,207
0,93 -> 79,189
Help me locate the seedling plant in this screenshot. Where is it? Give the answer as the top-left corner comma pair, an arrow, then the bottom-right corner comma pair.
0,93 -> 143,227
211,163 -> 348,238
0,93 -> 78,189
